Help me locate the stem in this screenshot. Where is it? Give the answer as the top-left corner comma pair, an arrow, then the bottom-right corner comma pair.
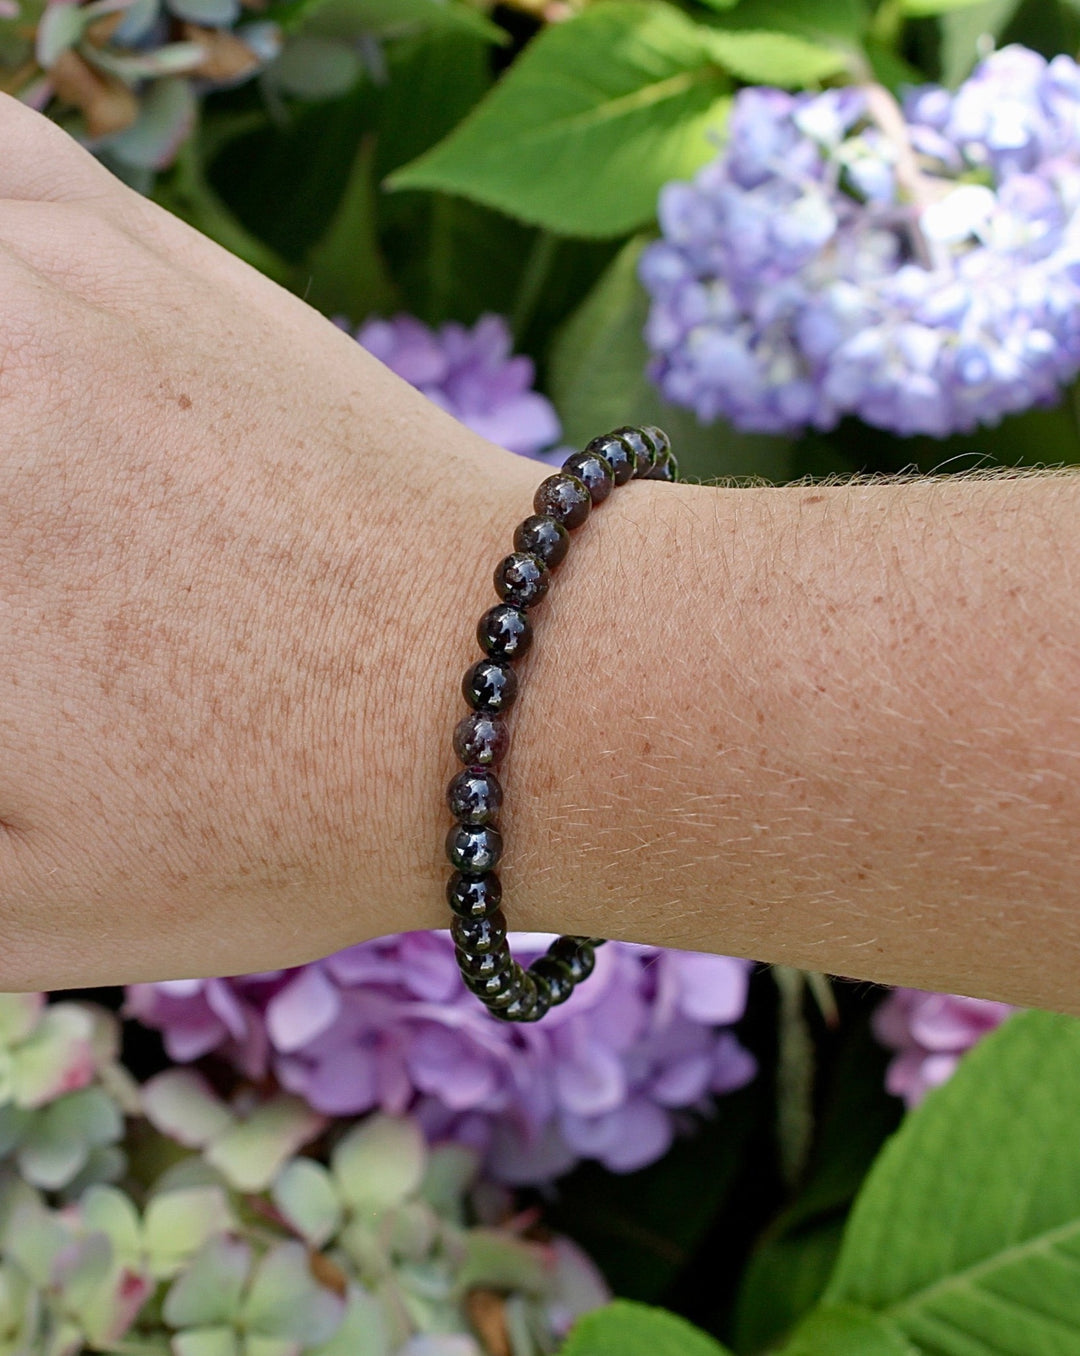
774,966 -> 817,1189
861,81 -> 947,270
510,229 -> 558,343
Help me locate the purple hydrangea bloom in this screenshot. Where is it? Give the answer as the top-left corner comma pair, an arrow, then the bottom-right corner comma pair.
126,934 -> 756,1184
343,313 -> 563,459
640,47 -> 1080,438
872,987 -> 1016,1107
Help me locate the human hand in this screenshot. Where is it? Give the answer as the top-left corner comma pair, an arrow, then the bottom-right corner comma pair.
0,94 -> 543,989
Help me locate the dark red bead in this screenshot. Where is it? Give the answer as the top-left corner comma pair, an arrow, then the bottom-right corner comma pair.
477,605 -> 532,661
446,770 -> 502,825
451,908 -> 507,954
528,955 -> 576,1006
453,712 -> 509,767
446,870 -> 502,919
494,552 -> 549,608
611,426 -> 656,477
495,973 -> 540,1022
548,937 -> 596,984
514,514 -> 570,569
445,823 -> 502,875
464,963 -> 517,1002
586,432 -> 634,486
462,659 -> 517,714
457,943 -> 511,981
560,450 -> 615,505
533,474 -> 591,530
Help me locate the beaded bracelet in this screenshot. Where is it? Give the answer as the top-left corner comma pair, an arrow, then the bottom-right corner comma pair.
444,425 -> 678,1023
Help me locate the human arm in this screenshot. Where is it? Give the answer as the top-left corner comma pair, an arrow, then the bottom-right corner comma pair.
1,93 -> 1077,1013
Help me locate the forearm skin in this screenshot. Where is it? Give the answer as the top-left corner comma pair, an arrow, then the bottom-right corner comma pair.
427,463 -> 1080,1013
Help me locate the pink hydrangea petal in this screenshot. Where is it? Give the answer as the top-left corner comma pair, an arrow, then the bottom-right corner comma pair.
303,1049 -> 378,1115
265,967 -> 342,1053
554,1039 -> 626,1118
649,1051 -> 713,1107
407,1027 -> 497,1110
667,953 -> 751,1026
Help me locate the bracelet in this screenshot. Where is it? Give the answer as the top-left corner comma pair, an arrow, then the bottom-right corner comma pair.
444,425 -> 679,1022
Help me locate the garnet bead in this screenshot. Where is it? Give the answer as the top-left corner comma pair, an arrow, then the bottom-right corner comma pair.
513,514 -> 570,569
533,473 -> 591,530
445,823 -> 503,875
477,604 -> 532,661
528,955 -> 575,1006
464,964 -> 517,1002
548,937 -> 596,984
446,769 -> 503,825
446,870 -> 502,919
462,659 -> 517,714
612,425 -> 656,477
451,908 -> 507,954
494,552 -> 550,608
497,973 -> 540,1022
457,945 -> 510,981
586,432 -> 634,486
560,450 -> 615,505
453,712 -> 509,767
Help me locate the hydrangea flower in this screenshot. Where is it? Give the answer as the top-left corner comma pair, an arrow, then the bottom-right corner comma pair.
872,987 -> 1016,1107
127,934 -> 756,1184
640,46 -> 1080,438
344,313 -> 564,460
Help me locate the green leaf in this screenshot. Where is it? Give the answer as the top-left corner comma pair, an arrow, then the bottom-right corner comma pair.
938,0 -> 1021,85
780,1304 -> 919,1355
164,1237 -> 250,1328
901,0 -> 988,14
242,1242 -> 343,1343
702,28 -> 851,85
387,1 -> 732,237
268,0 -> 504,42
331,1115 -> 425,1214
708,0 -> 866,44
823,1010 -> 1080,1353
271,1159 -> 342,1249
144,1186 -> 236,1278
548,235 -> 794,484
205,1099 -> 323,1193
561,1301 -> 733,1356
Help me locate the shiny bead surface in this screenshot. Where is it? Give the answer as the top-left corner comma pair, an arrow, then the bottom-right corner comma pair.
494,552 -> 550,608
446,770 -> 503,825
533,473 -> 591,530
644,453 -> 676,482
519,976 -> 552,1022
560,450 -> 615,505
451,908 -> 507,954
446,870 -> 502,919
464,963 -> 517,1002
586,432 -> 635,486
462,659 -> 517,714
445,823 -> 502,875
548,937 -> 596,984
612,426 -> 656,477
456,944 -> 510,981
477,604 -> 533,661
484,961 -> 528,1010
497,974 -> 539,1022
513,514 -> 570,569
453,712 -> 509,767
528,955 -> 576,1006
641,425 -> 670,461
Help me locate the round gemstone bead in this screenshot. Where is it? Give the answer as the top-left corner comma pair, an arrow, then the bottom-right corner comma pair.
513,514 -> 570,569
446,769 -> 503,825
453,712 -> 509,767
519,976 -> 552,1022
456,944 -> 510,981
642,425 -> 670,461
548,937 -> 596,984
451,908 -> 507,954
464,963 -> 517,1003
494,552 -> 550,608
560,450 -> 615,505
483,961 -> 528,1010
612,426 -> 657,477
446,870 -> 502,919
528,955 -> 576,1006
462,659 -> 517,714
644,453 -> 676,482
445,823 -> 502,875
533,473 -> 591,530
497,973 -> 540,1022
586,432 -> 635,486
477,604 -> 532,661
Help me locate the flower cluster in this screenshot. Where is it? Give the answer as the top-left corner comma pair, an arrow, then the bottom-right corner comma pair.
640,46 -> 1080,438
872,987 -> 1016,1107
0,995 -> 605,1355
346,313 -> 566,461
127,934 -> 757,1184
0,0 -> 387,176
